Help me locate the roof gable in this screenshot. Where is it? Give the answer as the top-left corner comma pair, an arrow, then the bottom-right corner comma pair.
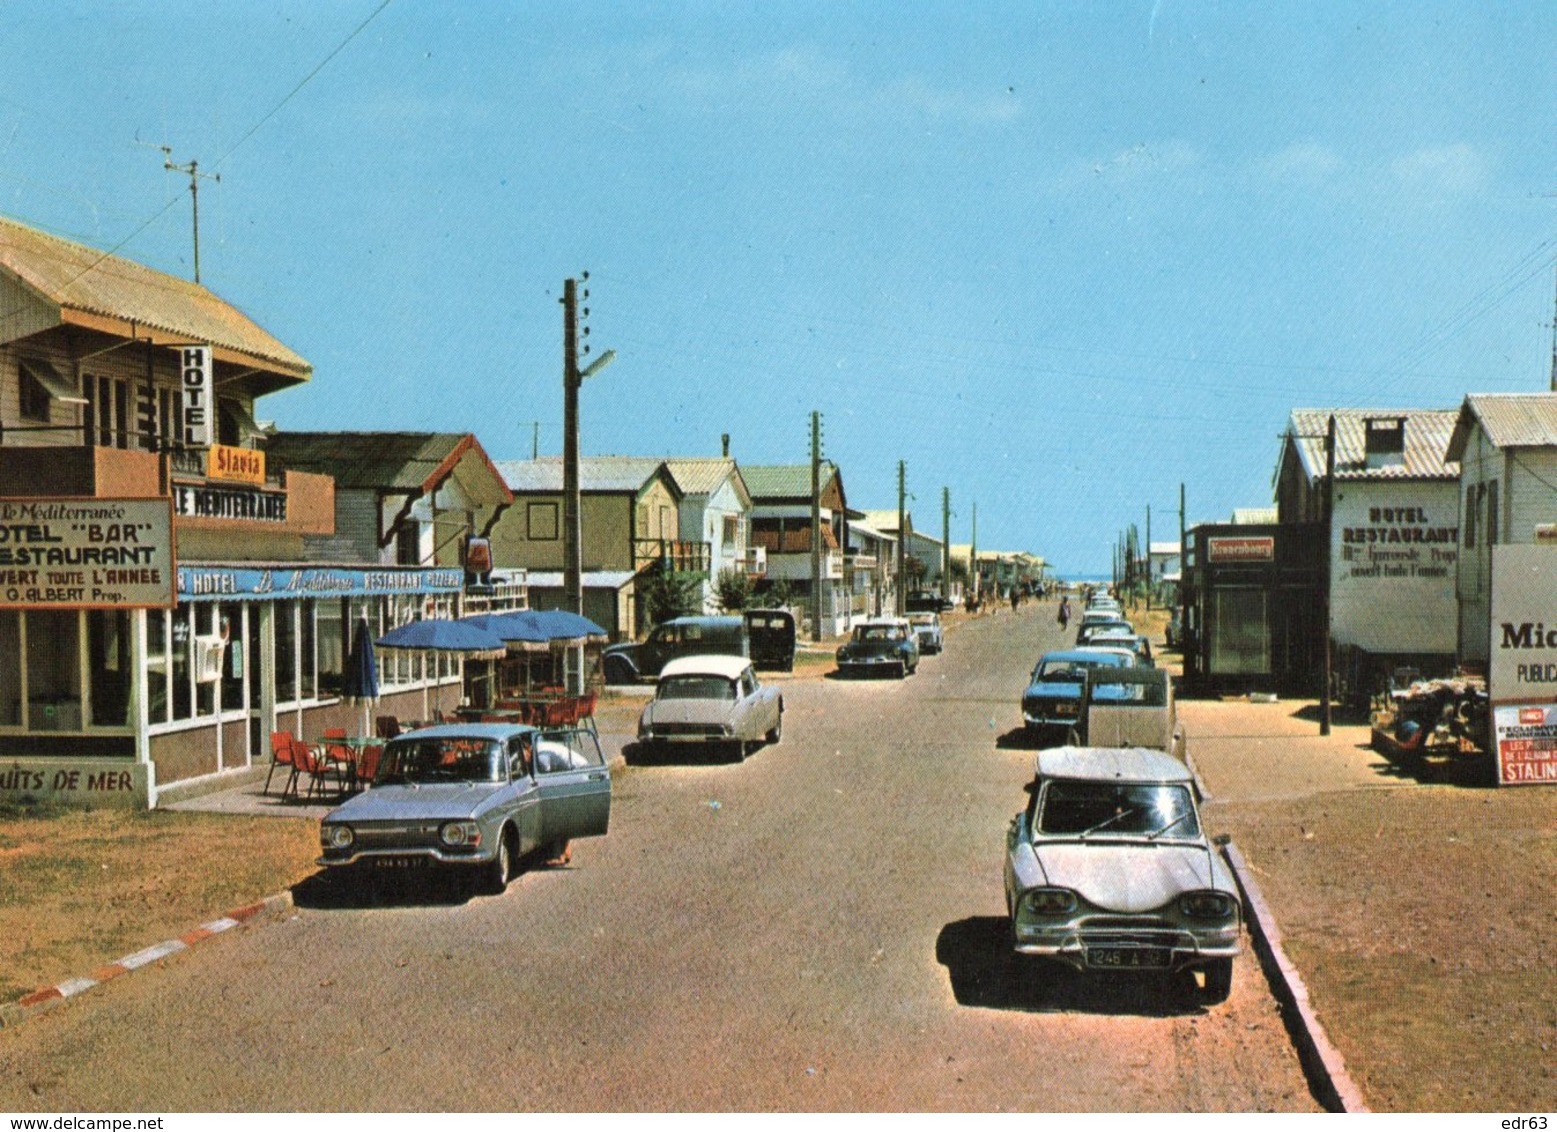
1285,408 -> 1460,483
1446,393 -> 1557,460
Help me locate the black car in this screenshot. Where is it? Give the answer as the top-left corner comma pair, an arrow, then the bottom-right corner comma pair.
601,616 -> 749,684
906,589 -> 954,614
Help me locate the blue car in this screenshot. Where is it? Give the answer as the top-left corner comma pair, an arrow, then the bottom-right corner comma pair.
1020,648 -> 1136,740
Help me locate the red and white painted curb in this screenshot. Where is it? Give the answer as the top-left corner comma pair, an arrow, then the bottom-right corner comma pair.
0,892 -> 293,1029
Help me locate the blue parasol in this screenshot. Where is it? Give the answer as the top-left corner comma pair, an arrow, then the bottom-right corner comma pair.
344,616 -> 380,733
377,619 -> 509,659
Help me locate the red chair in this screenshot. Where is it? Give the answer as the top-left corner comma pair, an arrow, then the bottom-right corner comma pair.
319,727 -> 354,782
265,731 -> 298,797
355,744 -> 383,789
289,737 -> 340,800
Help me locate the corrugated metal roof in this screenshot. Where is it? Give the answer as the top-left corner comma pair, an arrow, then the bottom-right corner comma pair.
741,461 -> 838,500
663,457 -> 739,497
0,214 -> 309,379
267,432 -> 510,503
496,456 -> 668,494
1231,507 -> 1278,524
1448,393 -> 1557,456
1286,408 -> 1459,482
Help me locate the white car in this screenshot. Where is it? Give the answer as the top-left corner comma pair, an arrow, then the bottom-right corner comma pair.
907,611 -> 944,654
636,654 -> 783,760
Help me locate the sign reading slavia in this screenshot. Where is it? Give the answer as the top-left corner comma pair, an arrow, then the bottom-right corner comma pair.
178,564 -> 464,601
0,498 -> 175,609
181,345 -> 214,448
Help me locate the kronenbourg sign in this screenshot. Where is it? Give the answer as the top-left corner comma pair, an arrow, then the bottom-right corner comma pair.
181,344 -> 213,448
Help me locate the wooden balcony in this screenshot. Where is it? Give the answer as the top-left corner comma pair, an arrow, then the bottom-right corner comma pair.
634,538 -> 711,574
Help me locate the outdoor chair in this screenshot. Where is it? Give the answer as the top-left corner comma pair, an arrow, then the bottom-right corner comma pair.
319,727 -> 354,780
355,743 -> 383,790
375,715 -> 401,740
264,731 -> 299,797
289,737 -> 341,801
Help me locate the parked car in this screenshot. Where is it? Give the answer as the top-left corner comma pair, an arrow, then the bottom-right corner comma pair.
1082,625 -> 1154,666
602,615 -> 749,684
1086,595 -> 1122,614
836,617 -> 920,678
907,611 -> 944,654
1003,746 -> 1240,1003
636,654 -> 783,760
317,723 -> 611,894
1021,648 -> 1136,740
743,607 -> 797,672
1075,666 -> 1184,759
906,589 -> 954,614
1075,611 -> 1131,645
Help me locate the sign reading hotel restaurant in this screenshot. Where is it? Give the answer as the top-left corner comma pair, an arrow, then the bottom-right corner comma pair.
206,443 -> 265,485
178,564 -> 464,601
1489,544 -> 1557,706
0,498 -> 175,609
180,345 -> 214,448
1330,486 -> 1459,654
172,481 -> 287,522
1491,704 -> 1557,786
1207,535 -> 1275,563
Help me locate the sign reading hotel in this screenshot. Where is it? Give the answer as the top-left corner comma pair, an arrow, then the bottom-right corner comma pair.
1207,535 -> 1274,563
180,345 -> 214,448
1331,487 -> 1458,654
207,443 -> 265,485
178,564 -> 464,601
1491,705 -> 1557,786
0,498 -> 175,609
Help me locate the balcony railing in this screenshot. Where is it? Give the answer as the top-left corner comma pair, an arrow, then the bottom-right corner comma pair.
735,546 -> 767,577
634,539 -> 711,574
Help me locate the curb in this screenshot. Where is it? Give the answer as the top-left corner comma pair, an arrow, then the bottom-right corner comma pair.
1220,842 -> 1370,1113
0,890 -> 295,1031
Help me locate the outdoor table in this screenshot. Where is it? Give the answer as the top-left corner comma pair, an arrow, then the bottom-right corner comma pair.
317,735 -> 382,792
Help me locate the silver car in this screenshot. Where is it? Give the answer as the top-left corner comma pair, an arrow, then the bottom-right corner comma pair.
317,723 -> 611,893
1003,747 -> 1241,1003
637,654 -> 784,760
907,611 -> 944,654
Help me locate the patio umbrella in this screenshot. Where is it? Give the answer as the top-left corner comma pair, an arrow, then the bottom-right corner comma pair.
343,615 -> 380,736
379,619 -> 510,718
518,608 -> 607,645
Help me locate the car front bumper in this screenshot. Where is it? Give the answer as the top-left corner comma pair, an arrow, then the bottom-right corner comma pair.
1012,922 -> 1240,972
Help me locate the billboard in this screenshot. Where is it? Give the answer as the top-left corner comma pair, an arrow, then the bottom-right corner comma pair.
1330,484 -> 1458,653
1491,704 -> 1557,786
1489,544 -> 1557,704
0,497 -> 175,609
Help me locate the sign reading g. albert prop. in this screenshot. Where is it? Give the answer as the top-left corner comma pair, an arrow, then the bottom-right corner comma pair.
0,497 -> 175,609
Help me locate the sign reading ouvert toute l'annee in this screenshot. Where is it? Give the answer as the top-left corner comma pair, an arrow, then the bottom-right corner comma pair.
0,497 -> 175,610
1488,544 -> 1557,786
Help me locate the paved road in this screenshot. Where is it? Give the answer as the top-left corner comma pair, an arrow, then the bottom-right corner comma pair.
0,605 -> 1317,1112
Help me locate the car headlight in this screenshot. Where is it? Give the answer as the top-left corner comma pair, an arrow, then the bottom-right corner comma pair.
321,824 -> 354,851
439,821 -> 482,848
1022,888 -> 1078,916
836,648 -> 847,660
1180,891 -> 1236,919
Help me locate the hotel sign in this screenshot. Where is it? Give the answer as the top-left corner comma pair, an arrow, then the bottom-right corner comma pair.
180,345 -> 214,449
1207,535 -> 1275,563
173,482 -> 287,523
207,443 -> 266,485
178,564 -> 464,602
0,498 -> 175,609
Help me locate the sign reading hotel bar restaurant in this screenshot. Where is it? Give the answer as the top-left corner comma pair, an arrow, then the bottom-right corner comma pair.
206,443 -> 266,485
1207,535 -> 1275,563
181,345 -> 214,448
1330,487 -> 1458,654
1488,544 -> 1557,786
178,564 -> 464,601
0,497 -> 175,610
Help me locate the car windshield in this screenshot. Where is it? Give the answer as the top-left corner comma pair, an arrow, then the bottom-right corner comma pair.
1036,656 -> 1122,682
855,625 -> 901,642
1037,781 -> 1199,839
1087,679 -> 1167,705
377,736 -> 505,785
658,675 -> 737,701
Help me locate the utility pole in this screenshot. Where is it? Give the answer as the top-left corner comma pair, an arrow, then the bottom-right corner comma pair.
1146,505 -> 1153,610
562,275 -> 614,690
970,501 -> 978,602
160,147 -> 219,285
1179,482 -> 1189,675
941,486 -> 951,607
1321,414 -> 1335,735
810,411 -> 823,643
895,460 -> 907,617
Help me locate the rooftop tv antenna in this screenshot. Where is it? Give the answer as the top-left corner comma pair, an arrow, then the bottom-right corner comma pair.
156,145 -> 219,284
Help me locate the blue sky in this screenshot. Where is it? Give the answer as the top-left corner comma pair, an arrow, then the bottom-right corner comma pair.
5,2 -> 1555,574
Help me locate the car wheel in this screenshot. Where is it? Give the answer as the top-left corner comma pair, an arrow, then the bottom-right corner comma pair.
766,715 -> 782,745
482,827 -> 514,895
1201,958 -> 1233,1004
894,661 -> 906,679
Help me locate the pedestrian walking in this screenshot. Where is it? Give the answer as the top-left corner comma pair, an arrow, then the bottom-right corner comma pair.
1057,596 -> 1071,630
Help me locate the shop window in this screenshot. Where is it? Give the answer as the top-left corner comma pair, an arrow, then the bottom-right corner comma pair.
722,515 -> 739,549
26,610 -> 82,731
1209,589 -> 1270,676
529,502 -> 559,541
396,523 -> 422,566
317,599 -> 344,696
194,604 -> 216,717
88,610 -> 132,728
146,610 -> 170,724
301,600 -> 318,700
1487,481 -> 1499,547
0,611 -> 19,725
171,609 -> 192,720
1464,485 -> 1476,548
275,601 -> 297,705
219,604 -> 246,711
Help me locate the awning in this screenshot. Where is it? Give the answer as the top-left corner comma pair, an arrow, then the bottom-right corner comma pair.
20,357 -> 87,405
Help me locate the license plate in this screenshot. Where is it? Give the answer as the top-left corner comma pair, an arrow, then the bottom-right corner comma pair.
373,855 -> 428,870
1087,947 -> 1170,969
1055,704 -> 1078,716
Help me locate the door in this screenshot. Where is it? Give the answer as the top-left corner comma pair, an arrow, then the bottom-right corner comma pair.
534,727 -> 611,840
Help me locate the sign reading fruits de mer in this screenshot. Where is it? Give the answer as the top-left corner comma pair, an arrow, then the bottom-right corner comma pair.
0,498 -> 175,610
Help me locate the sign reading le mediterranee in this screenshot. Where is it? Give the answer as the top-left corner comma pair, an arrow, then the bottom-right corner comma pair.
179,565 -> 464,601
0,498 -> 175,609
